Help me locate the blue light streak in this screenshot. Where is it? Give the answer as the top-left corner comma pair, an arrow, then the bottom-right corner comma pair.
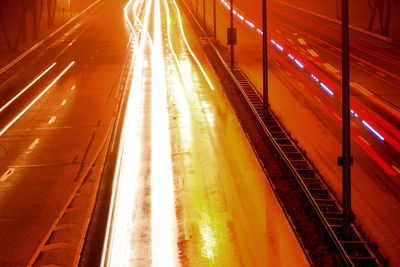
275,43 -> 284,51
294,59 -> 304,69
320,82 -> 334,96
362,120 -> 385,141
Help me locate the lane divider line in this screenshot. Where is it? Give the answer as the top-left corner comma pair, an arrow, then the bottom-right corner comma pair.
358,135 -> 370,146
0,62 -> 75,137
48,116 -> 57,125
28,138 -> 40,150
392,165 -> 400,175
0,168 -> 14,182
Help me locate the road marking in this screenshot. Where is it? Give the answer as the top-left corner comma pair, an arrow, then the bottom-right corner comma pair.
333,113 -> 342,122
28,138 -> 40,150
297,38 -> 306,45
178,175 -> 184,189
0,168 -> 14,182
350,82 -> 373,96
393,165 -> 400,175
71,85 -> 76,91
323,63 -> 339,73
358,135 -> 370,146
307,49 -> 319,57
376,71 -> 385,77
313,96 -> 322,103
61,99 -> 67,105
184,221 -> 191,240
48,116 -> 56,124
175,144 -> 181,153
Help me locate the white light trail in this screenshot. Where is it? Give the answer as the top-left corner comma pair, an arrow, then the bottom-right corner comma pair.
170,0 -> 215,91
320,82 -> 334,96
362,120 -> 385,141
101,0 -> 152,263
294,59 -> 304,69
0,62 -> 56,113
0,62 -> 74,137
151,0 -> 179,265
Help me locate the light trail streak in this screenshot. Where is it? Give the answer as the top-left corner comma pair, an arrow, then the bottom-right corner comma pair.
101,0 -> 152,264
311,74 -> 319,82
294,59 -> 304,69
163,0 -> 193,138
320,82 -> 334,97
245,20 -> 255,28
0,62 -> 56,113
0,62 -> 74,137
362,120 -> 385,142
215,0 -> 400,173
170,0 -> 215,90
275,43 -> 284,51
151,0 -> 179,264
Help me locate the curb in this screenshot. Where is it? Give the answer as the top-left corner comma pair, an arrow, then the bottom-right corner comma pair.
0,0 -> 101,76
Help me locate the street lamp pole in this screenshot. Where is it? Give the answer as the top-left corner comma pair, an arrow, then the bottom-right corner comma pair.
203,0 -> 206,26
213,0 -> 216,39
229,0 -> 234,69
341,0 -> 352,240
262,0 -> 268,112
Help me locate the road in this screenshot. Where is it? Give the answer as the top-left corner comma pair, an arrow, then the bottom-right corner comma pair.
101,0 -> 309,265
193,0 -> 400,264
0,0 -> 130,265
0,0 -> 312,265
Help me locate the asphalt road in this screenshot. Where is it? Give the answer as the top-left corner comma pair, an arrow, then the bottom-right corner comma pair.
193,0 -> 400,264
0,0 -> 130,265
101,0 -> 310,265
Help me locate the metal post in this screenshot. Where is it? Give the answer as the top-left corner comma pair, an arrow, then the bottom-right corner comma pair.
230,0 -> 234,69
341,0 -> 352,240
262,0 -> 268,112
213,0 -> 216,39
203,0 -> 206,26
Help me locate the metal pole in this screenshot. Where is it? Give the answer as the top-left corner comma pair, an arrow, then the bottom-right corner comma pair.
203,0 -> 206,26
342,0 -> 352,240
262,0 -> 268,112
230,0 -> 234,69
213,0 -> 216,39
